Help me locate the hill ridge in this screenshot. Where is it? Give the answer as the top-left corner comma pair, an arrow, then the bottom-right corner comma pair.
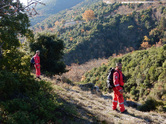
32,1 -> 166,65
30,0 -> 85,25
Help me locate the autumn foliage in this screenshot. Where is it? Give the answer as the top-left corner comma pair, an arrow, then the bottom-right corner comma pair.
141,36 -> 151,49
54,21 -> 59,26
70,37 -> 73,41
82,9 -> 95,22
141,42 -> 151,49
155,39 -> 163,47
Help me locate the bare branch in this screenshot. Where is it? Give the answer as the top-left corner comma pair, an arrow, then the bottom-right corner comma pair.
0,0 -> 45,17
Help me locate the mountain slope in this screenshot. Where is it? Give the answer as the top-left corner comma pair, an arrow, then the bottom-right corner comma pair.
30,0 -> 84,25
32,1 -> 166,65
42,75 -> 166,123
31,0 -> 102,27
81,45 -> 166,112
61,2 -> 166,65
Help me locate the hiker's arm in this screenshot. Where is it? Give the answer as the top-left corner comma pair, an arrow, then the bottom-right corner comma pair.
34,56 -> 40,66
113,72 -> 123,92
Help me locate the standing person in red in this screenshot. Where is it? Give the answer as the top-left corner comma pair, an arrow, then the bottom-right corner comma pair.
112,62 -> 127,113
34,50 -> 41,79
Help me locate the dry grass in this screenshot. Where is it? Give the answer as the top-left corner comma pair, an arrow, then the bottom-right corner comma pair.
37,63 -> 166,124
71,86 -> 81,91
54,82 -> 166,123
62,58 -> 108,82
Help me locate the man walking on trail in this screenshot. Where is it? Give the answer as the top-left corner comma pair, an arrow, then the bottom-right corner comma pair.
112,62 -> 127,113
34,50 -> 41,79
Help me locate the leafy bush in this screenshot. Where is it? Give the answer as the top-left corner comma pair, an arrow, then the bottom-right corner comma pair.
128,25 -> 134,30
30,33 -> 67,77
0,72 -> 77,123
138,98 -> 164,112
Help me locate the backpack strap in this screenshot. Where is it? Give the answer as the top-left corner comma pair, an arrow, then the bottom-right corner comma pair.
115,70 -> 120,80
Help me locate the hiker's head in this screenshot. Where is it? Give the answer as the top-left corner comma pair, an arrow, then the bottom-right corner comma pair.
36,50 -> 40,55
116,62 -> 122,70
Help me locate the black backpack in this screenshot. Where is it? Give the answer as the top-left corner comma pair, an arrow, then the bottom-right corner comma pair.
106,68 -> 119,89
30,56 -> 35,64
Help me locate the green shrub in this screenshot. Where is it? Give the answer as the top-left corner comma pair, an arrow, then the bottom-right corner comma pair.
162,60 -> 166,68
138,98 -> 164,112
0,72 -> 77,123
80,37 -> 166,110
30,33 -> 67,77
143,79 -> 151,88
130,86 -> 136,95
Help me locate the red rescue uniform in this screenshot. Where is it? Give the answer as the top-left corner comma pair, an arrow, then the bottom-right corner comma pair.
112,69 -> 125,112
34,54 -> 40,77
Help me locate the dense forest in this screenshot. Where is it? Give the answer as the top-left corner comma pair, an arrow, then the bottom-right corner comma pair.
32,1 -> 166,65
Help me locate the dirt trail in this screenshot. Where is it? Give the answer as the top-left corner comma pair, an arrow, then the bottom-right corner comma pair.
42,76 -> 166,124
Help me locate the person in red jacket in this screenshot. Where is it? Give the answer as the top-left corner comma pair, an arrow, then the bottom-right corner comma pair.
34,50 -> 41,79
112,62 -> 127,113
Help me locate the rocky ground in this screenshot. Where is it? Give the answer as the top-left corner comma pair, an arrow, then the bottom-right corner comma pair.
40,76 -> 166,124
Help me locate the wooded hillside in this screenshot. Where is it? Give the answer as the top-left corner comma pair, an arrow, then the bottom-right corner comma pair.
32,1 -> 166,65
81,45 -> 166,112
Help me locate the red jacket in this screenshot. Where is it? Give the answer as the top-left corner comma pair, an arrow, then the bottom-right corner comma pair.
34,54 -> 40,66
113,69 -> 124,92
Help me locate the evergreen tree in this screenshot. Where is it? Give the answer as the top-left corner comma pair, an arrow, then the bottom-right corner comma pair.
158,17 -> 166,30
0,0 -> 32,74
30,33 -> 67,77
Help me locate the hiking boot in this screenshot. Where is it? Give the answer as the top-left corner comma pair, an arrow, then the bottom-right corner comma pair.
121,110 -> 128,114
37,77 -> 41,80
113,109 -> 119,112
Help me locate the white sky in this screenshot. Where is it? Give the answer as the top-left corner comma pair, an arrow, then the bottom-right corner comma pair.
20,0 -> 28,5
19,0 -> 44,5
